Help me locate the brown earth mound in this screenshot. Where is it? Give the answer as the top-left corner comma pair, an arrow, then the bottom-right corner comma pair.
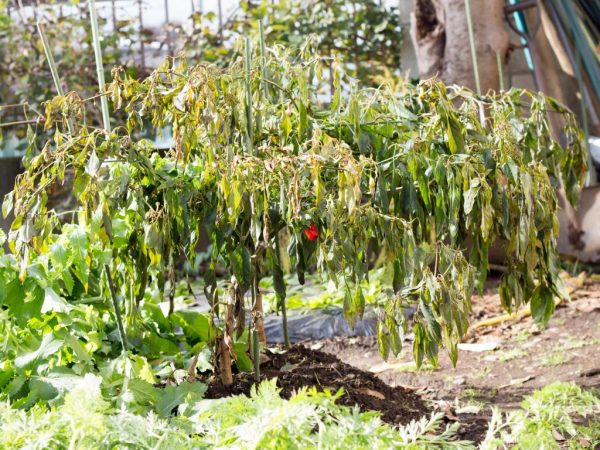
203,345 -> 430,425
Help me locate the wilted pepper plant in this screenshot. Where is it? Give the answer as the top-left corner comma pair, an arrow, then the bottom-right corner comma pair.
2,37 -> 587,388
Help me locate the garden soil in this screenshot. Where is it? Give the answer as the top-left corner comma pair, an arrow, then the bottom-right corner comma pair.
204,345 -> 430,425
312,274 -> 600,444
200,273 -> 600,444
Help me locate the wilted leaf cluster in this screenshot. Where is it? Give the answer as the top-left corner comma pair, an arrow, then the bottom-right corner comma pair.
3,41 -> 587,373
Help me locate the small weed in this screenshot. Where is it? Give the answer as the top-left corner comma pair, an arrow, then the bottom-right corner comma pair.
515,330 -> 532,344
476,366 -> 492,379
497,348 -> 527,362
393,361 -> 436,373
460,388 -> 487,409
540,352 -> 570,367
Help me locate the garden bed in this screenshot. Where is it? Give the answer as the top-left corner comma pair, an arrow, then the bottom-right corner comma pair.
309,275 -> 600,444
203,345 -> 430,425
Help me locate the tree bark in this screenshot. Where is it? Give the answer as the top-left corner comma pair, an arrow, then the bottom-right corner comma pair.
411,0 -> 509,92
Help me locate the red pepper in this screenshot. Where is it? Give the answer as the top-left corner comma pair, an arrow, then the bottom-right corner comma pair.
304,224 -> 318,241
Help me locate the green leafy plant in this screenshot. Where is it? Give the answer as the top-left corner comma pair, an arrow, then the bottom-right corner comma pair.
0,376 -> 473,449
0,2 -> 139,127
243,0 -> 404,87
481,382 -> 600,449
172,0 -> 404,89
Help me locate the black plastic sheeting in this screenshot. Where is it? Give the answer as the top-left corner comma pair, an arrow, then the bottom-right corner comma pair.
264,306 -> 415,344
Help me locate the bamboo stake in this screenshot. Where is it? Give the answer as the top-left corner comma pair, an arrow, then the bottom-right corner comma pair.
111,0 -> 116,31
275,237 -> 289,348
281,294 -> 289,347
36,21 -> 74,134
244,37 -> 254,154
88,0 -> 111,132
217,0 -> 223,42
464,0 -> 481,95
258,19 -> 268,99
164,0 -> 172,57
138,0 -> 146,70
255,289 -> 266,345
496,50 -> 505,91
88,0 -> 129,354
219,286 -> 235,386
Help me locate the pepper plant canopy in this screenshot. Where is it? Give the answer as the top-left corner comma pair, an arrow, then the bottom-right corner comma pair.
2,42 -> 587,373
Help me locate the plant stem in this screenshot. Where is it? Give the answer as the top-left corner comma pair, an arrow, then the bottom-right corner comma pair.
0,119 -> 37,128
105,264 -> 129,352
251,273 -> 261,381
281,293 -> 289,348
275,237 -> 289,348
252,329 -> 260,381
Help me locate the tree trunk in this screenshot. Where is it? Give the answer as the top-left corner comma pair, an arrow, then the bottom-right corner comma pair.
410,0 -> 509,92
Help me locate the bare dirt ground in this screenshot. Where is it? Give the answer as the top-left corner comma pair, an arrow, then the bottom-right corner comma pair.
309,274 -> 600,442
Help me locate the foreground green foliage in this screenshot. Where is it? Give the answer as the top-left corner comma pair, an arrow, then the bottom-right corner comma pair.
0,376 -> 470,450
482,382 -> 600,449
2,376 -> 597,449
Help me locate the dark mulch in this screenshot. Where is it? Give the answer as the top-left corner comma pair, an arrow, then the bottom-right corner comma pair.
203,345 -> 430,425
